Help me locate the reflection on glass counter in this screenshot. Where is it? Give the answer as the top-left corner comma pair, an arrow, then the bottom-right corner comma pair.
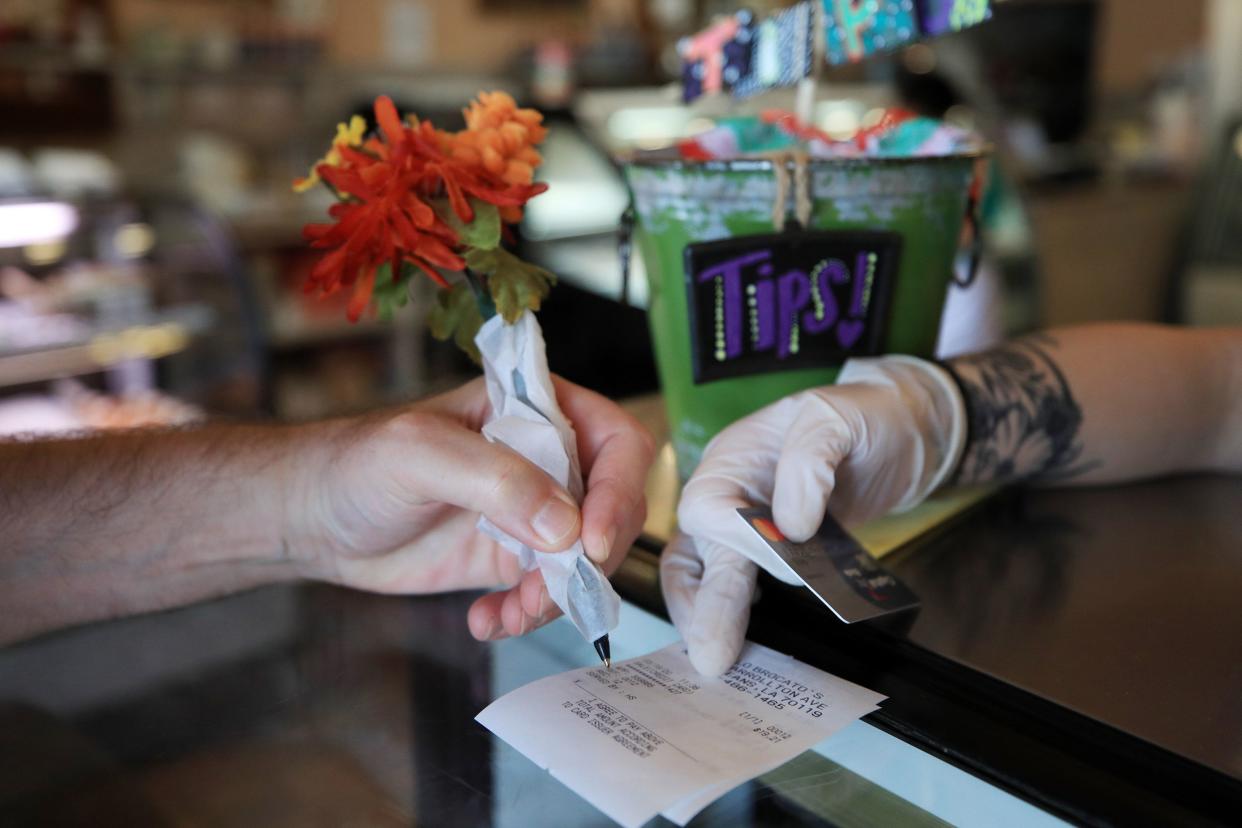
0,585 -> 1064,828
489,602 -> 1066,828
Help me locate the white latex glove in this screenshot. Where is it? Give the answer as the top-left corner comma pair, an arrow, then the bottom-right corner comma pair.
660,355 -> 966,676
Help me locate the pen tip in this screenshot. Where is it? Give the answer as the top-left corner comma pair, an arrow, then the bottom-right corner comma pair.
593,634 -> 611,668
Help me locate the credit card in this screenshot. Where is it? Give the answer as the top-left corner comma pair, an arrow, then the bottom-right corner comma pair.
737,506 -> 919,623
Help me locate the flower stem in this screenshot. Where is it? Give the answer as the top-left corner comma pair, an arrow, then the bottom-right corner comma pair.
463,268 -> 497,320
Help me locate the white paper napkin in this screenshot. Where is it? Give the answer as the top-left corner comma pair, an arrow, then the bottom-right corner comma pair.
475,311 -> 620,644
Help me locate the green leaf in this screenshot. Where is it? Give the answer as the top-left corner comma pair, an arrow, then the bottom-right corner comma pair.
427,280 -> 484,363
464,247 -> 556,324
432,198 -> 501,250
371,262 -> 411,320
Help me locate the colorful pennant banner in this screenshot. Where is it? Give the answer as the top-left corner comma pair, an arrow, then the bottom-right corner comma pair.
732,3 -> 814,99
917,0 -> 992,36
822,0 -> 919,66
679,0 -> 992,103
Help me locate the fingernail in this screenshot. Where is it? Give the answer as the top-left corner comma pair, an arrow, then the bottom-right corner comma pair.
531,491 -> 579,547
479,618 -> 501,641
594,526 -> 618,562
519,613 -> 533,636
538,590 -> 556,617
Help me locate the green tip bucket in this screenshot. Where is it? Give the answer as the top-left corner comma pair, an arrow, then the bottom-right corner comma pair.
623,152 -> 984,479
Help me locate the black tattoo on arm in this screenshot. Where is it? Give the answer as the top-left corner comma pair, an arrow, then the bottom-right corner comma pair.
945,335 -> 1099,485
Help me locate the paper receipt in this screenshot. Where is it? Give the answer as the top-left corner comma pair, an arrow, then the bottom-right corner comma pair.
476,641 -> 884,827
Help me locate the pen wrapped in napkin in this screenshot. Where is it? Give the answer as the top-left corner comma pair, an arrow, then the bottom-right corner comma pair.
475,311 -> 621,647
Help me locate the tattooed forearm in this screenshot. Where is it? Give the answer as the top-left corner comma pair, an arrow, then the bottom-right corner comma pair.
946,335 -> 1099,485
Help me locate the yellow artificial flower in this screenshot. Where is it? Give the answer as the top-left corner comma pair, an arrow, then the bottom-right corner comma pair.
293,115 -> 367,193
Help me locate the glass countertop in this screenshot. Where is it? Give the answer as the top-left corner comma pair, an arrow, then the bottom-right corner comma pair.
491,602 -> 1065,827
0,583 -> 1063,827
633,404 -> 1242,810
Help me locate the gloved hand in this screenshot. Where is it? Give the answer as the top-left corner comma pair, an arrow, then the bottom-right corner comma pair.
660,355 -> 966,675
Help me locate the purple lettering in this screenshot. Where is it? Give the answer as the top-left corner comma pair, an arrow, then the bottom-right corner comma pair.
803,260 -> 844,334
849,252 -> 868,317
754,279 -> 776,349
777,269 -> 811,359
829,258 -> 850,285
837,319 -> 865,348
700,250 -> 771,359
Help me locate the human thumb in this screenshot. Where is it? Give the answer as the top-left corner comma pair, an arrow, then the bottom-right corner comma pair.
382,413 -> 582,552
771,394 -> 856,542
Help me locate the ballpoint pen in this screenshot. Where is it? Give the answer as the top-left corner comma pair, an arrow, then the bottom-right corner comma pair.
594,636 -> 611,667
567,552 -> 617,668
474,317 -> 622,670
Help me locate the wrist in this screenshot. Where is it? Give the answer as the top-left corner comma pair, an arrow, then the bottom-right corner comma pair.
186,424 -> 307,582
838,354 -> 967,502
910,357 -> 968,494
276,415 -> 362,579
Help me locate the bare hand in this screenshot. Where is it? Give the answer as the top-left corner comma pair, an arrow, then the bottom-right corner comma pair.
286,376 -> 654,642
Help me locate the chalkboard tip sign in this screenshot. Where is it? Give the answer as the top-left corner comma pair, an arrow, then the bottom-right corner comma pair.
683,230 -> 901,385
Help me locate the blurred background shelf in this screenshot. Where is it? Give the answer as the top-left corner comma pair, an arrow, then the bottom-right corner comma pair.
0,314 -> 205,389
266,313 -> 391,350
0,0 -> 1239,424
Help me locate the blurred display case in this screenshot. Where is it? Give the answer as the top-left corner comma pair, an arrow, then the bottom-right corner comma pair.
0,195 -> 220,434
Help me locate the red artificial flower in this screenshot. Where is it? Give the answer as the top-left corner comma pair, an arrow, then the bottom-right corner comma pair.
302,96 -> 548,321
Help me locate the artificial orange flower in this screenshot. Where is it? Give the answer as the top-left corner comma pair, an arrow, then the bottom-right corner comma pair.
300,95 -> 547,320
443,90 -> 548,221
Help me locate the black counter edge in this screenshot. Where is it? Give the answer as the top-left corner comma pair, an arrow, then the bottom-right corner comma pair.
620,539 -> 1242,828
